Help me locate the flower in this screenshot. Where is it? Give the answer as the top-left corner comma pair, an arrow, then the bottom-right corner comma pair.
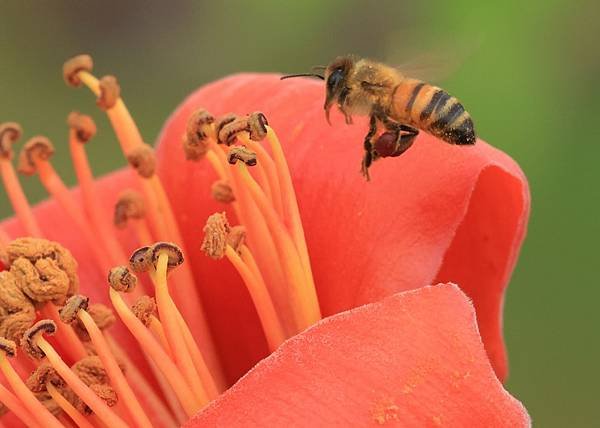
0,56 -> 530,426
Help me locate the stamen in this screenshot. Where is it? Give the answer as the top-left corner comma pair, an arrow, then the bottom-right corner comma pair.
46,383 -> 94,428
63,54 -> 93,87
25,320 -> 129,427
0,382 -> 42,428
66,295 -> 153,428
228,146 -> 257,166
0,122 -> 43,237
0,337 -> 63,428
97,75 -> 120,110
114,190 -> 145,228
127,143 -> 156,178
211,179 -> 235,203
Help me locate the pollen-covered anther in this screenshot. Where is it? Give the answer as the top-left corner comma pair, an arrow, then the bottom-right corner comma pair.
227,225 -> 246,253
90,383 -> 118,407
211,179 -> 235,203
0,122 -> 22,159
150,242 -> 184,271
6,238 -> 79,296
63,54 -> 93,87
67,111 -> 97,143
131,296 -> 157,327
72,356 -> 110,387
108,266 -> 137,293
23,320 -> 57,360
96,75 -> 121,110
59,295 -> 90,324
247,111 -> 269,141
0,271 -> 36,342
0,337 -> 17,357
114,189 -> 145,228
129,246 -> 152,273
218,115 -> 249,145
17,136 -> 55,176
201,212 -> 231,259
184,109 -> 215,160
26,363 -> 64,392
127,143 -> 156,178
228,146 -> 257,166
10,257 -> 70,304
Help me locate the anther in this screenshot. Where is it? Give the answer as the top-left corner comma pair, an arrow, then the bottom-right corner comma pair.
184,109 -> 215,159
227,225 -> 246,253
114,190 -> 145,228
129,246 -> 152,273
228,146 -> 257,166
218,116 -> 248,146
63,54 -> 93,87
150,242 -> 184,270
0,337 -> 17,357
97,75 -> 121,110
72,356 -> 111,386
59,295 -> 90,324
90,384 -> 118,407
127,143 -> 156,178
0,122 -> 22,159
17,136 -> 55,176
201,212 -> 231,260
10,257 -> 70,304
67,111 -> 97,143
214,113 -> 237,140
211,179 -> 235,203
131,296 -> 157,327
23,320 -> 57,360
26,363 -> 64,392
247,112 -> 269,141
108,266 -> 137,293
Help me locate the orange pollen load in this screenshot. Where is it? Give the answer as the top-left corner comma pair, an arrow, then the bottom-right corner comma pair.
0,54 -> 321,427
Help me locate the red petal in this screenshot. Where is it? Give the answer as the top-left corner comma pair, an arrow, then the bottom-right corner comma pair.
156,74 -> 529,382
185,284 -> 530,427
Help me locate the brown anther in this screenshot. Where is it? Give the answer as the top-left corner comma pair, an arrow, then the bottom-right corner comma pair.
63,54 -> 93,87
0,122 -> 22,159
0,308 -> 36,345
17,136 -> 55,176
6,238 -> 79,297
247,112 -> 269,141
67,111 -> 97,143
26,363 -> 64,393
227,225 -> 246,253
0,337 -> 17,357
10,257 -> 70,304
23,320 -> 56,360
114,190 -> 145,228
96,75 -> 121,110
131,296 -> 156,327
87,303 -> 116,330
211,179 -> 235,203
150,242 -> 184,271
108,266 -> 137,293
228,146 -> 257,166
90,383 -> 118,407
218,116 -> 249,146
183,134 -> 209,161
129,246 -> 152,273
36,392 -> 62,416
0,270 -> 34,313
214,113 -> 238,141
201,212 -> 230,260
59,295 -> 89,324
72,356 -> 109,386
127,143 -> 156,178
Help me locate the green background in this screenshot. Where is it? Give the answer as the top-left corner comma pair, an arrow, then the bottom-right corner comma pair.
1,1 -> 598,426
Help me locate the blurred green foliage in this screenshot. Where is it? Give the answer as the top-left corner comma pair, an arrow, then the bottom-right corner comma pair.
1,1 -> 598,426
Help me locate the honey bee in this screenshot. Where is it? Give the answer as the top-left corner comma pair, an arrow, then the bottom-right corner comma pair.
282,55 -> 476,180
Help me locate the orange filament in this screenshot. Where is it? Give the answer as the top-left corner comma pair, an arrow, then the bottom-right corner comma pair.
225,245 -> 286,350
150,252 -> 210,404
36,337 -> 128,428
0,351 -> 63,428
0,158 -> 42,237
0,382 -> 42,428
147,315 -> 171,356
77,309 -> 152,428
109,287 -> 201,417
41,304 -> 87,362
68,128 -> 128,266
46,383 -> 94,428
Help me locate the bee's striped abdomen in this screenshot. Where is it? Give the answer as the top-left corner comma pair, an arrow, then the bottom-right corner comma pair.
392,78 -> 476,145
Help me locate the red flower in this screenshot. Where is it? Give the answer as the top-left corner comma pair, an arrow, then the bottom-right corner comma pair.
0,64 -> 529,427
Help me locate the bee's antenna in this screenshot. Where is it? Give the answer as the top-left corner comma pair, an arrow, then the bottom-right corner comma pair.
311,65 -> 327,71
280,73 -> 324,80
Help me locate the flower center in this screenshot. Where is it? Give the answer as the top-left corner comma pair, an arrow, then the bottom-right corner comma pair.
0,54 -> 321,427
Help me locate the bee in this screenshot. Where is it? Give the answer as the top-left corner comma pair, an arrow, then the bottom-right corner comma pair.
282,55 -> 476,180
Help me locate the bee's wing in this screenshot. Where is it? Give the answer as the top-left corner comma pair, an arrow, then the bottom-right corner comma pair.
385,36 -> 482,83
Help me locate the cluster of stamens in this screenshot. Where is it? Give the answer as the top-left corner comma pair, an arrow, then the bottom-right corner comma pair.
0,54 -> 321,426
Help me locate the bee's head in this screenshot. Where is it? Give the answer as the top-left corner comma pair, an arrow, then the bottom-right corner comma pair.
323,56 -> 355,123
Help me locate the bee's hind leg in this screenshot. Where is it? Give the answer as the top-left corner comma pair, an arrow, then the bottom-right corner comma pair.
361,114 -> 378,180
376,115 -> 419,158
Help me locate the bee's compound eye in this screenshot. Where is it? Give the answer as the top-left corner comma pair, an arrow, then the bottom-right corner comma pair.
327,68 -> 344,89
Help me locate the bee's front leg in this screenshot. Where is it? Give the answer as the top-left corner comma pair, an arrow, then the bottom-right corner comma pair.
361,114 -> 378,180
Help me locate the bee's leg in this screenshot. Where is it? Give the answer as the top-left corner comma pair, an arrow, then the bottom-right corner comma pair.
377,116 -> 419,157
360,114 -> 378,180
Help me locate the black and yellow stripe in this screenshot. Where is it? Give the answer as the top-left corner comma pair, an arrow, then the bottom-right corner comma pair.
393,78 -> 476,145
